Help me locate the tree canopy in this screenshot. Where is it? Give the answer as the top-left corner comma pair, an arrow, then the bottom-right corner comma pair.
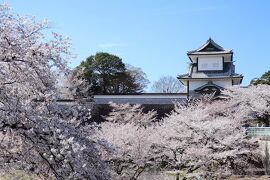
151,76 -> 184,93
250,70 -> 270,85
0,3 -> 109,179
72,52 -> 149,95
97,86 -> 267,179
1,2 -> 268,179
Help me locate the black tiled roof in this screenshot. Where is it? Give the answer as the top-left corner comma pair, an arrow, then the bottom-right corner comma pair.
187,38 -> 232,55
178,62 -> 243,79
94,97 -> 186,105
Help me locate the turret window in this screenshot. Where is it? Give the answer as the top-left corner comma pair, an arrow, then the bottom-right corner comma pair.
198,56 -> 223,71
213,63 -> 219,68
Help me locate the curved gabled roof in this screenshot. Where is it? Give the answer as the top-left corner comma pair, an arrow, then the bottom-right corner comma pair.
194,81 -> 224,92
187,38 -> 232,55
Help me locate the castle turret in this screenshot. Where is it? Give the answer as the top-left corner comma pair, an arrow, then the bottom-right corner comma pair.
178,38 -> 243,98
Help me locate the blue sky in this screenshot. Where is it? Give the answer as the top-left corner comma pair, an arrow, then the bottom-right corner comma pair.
4,0 -> 270,89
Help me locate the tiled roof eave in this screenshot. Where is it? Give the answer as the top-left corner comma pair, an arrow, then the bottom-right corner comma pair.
177,73 -> 190,78
178,75 -> 243,79
187,51 -> 233,55
188,38 -> 232,55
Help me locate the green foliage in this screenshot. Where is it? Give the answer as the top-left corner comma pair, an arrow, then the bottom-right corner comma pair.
73,52 -> 148,95
250,71 -> 270,85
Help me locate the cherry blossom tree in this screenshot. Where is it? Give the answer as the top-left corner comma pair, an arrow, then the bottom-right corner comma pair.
98,86 -> 268,179
156,96 -> 262,178
96,103 -> 164,179
97,123 -> 157,179
105,102 -> 157,127
155,86 -> 270,178
222,85 -> 270,126
0,3 -> 109,179
151,76 -> 185,93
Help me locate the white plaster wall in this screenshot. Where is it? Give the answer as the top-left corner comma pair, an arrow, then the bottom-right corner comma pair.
233,78 -> 242,85
198,56 -> 223,71
213,79 -> 232,88
189,80 -> 209,90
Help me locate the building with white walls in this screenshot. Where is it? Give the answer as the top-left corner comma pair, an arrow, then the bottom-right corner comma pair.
178,38 -> 243,98
58,38 -> 244,121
